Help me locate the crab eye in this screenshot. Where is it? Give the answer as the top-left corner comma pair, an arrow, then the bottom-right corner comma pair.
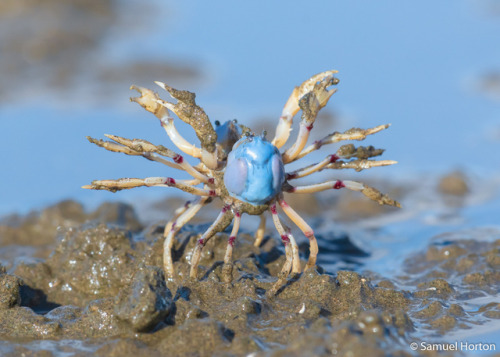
224,156 -> 247,196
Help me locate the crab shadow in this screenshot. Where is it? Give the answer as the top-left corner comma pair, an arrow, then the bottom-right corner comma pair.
20,285 -> 61,315
308,232 -> 370,271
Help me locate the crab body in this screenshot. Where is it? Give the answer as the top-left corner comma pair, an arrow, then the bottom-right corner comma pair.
224,135 -> 285,206
84,70 -> 400,294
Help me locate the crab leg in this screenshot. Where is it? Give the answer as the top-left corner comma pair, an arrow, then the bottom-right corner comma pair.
104,134 -> 212,184
86,136 -> 146,156
291,124 -> 391,163
221,210 -> 242,283
286,154 -> 340,180
130,85 -> 205,160
270,203 -> 300,274
223,211 -> 241,264
287,179 -> 355,194
144,153 -> 213,184
278,196 -> 318,271
272,70 -> 339,149
267,224 -> 294,297
82,177 -> 214,197
164,200 -> 193,233
253,214 -> 267,247
87,136 -> 180,171
163,197 -> 209,278
88,135 -> 212,184
286,156 -> 397,180
286,180 -> 401,207
324,159 -> 397,172
190,206 -> 234,279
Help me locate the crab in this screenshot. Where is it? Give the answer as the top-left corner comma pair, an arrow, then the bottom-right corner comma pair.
83,70 -> 400,292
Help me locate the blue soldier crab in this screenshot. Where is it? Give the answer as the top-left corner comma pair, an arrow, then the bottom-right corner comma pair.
83,70 -> 400,291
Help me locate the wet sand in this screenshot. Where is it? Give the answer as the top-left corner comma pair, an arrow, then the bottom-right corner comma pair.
1,173 -> 498,356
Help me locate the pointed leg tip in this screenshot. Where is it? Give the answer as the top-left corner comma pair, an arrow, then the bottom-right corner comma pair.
163,268 -> 175,281
189,268 -> 198,280
130,85 -> 152,98
221,263 -> 233,283
304,263 -> 318,272
266,284 -> 280,299
154,81 -> 167,89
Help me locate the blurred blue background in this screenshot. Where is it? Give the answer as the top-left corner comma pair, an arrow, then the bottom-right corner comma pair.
0,0 -> 499,215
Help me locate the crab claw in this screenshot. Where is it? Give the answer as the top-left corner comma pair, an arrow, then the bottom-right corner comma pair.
130,85 -> 169,120
152,82 -> 185,121
273,70 -> 339,149
154,80 -> 168,90
154,81 -> 177,95
284,70 -> 339,120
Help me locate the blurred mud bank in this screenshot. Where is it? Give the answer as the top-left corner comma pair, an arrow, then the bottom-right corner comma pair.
0,0 -> 200,106
0,171 -> 498,356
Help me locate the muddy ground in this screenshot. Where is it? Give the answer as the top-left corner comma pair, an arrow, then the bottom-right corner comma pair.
0,174 -> 499,356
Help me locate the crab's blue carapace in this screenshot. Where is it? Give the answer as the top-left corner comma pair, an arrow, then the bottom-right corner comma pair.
224,135 -> 285,205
